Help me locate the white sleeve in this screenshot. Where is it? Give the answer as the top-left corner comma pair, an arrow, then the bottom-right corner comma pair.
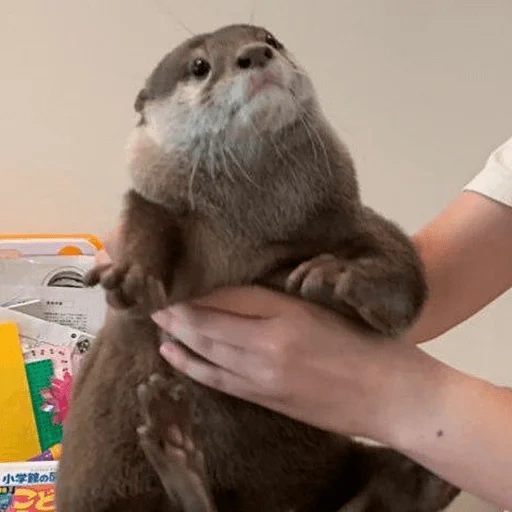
463,135 -> 512,207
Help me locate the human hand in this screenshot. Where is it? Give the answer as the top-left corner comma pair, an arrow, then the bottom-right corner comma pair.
95,222 -> 124,266
152,287 -> 440,444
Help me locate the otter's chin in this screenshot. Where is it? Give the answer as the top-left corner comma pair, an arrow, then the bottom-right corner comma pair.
229,87 -> 300,138
125,126 -> 155,168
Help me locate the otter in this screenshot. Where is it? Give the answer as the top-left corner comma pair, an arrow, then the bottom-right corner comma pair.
56,24 -> 460,512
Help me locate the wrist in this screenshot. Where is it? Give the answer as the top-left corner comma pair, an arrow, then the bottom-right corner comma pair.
370,342 -> 455,448
378,356 -> 512,508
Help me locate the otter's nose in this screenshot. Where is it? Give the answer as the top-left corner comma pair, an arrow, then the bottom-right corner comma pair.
236,44 -> 274,70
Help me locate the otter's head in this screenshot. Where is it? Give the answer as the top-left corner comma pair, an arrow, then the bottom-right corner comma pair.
128,24 -> 318,162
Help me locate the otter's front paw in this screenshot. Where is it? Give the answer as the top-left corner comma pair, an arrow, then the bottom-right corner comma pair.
85,262 -> 167,311
286,254 -> 417,336
137,375 -> 214,512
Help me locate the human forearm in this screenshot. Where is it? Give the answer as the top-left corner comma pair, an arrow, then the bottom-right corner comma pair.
403,191 -> 512,344
381,346 -> 512,508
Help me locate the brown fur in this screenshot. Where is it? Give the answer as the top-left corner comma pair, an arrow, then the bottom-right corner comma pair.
56,24 -> 460,512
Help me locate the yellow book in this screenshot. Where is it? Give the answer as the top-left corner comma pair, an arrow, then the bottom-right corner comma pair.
0,322 -> 41,462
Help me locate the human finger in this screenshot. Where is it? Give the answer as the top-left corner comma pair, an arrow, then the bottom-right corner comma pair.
162,320 -> 269,380
95,249 -> 111,266
160,341 -> 264,400
153,303 -> 270,350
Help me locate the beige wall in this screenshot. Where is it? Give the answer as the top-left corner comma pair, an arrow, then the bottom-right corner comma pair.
1,2 -> 511,510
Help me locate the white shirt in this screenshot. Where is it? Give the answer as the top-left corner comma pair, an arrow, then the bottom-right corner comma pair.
464,136 -> 512,206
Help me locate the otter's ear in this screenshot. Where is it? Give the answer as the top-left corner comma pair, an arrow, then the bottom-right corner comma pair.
134,89 -> 149,113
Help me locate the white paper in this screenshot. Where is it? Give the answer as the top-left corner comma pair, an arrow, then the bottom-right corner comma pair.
0,285 -> 106,336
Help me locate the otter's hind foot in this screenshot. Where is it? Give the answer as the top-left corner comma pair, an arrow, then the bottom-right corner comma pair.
137,374 -> 215,512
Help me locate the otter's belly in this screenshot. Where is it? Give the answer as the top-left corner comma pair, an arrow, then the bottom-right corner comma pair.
194,382 -> 351,510
58,313 -> 171,510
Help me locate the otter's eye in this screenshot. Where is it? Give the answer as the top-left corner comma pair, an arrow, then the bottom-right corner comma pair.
265,33 -> 283,51
191,58 -> 211,79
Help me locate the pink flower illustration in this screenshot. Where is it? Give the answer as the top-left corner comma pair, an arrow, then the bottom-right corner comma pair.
40,371 -> 73,425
